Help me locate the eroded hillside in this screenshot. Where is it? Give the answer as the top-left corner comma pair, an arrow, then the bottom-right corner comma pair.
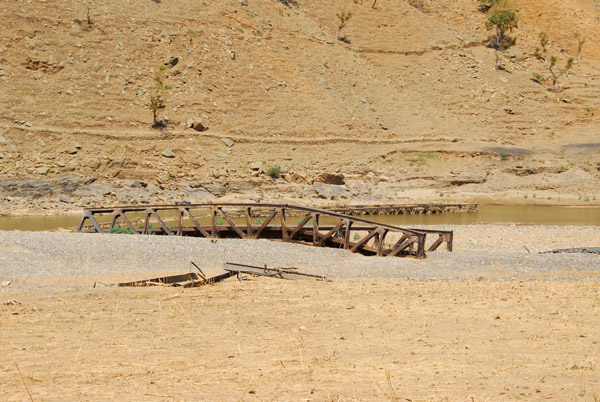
0,0 -> 599,212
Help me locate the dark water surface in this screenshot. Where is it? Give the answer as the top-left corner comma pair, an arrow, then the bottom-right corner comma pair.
0,205 -> 599,231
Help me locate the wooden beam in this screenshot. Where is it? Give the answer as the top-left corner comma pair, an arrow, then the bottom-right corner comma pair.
218,208 -> 246,238
245,207 -> 253,237
343,220 -> 353,250
253,209 -> 278,239
318,221 -> 344,246
149,208 -> 173,235
350,227 -> 379,253
183,208 -> 211,237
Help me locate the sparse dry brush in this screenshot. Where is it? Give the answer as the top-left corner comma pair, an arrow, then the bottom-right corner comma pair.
148,65 -> 171,128
533,32 -> 574,92
335,10 -> 352,42
576,34 -> 586,61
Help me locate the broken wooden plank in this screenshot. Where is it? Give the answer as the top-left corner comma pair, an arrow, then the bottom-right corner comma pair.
224,262 -> 330,281
116,269 -> 234,288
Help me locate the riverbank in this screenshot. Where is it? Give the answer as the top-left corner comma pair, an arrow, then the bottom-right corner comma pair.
2,184 -> 600,217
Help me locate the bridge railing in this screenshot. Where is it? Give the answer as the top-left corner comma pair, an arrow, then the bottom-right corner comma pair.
77,203 -> 453,258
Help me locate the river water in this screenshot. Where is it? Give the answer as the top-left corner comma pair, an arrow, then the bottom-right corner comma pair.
0,205 -> 599,231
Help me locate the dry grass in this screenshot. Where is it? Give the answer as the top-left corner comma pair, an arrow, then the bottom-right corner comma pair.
1,278 -> 599,401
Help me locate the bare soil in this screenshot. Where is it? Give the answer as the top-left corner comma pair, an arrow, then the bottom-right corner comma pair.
1,0 -> 599,213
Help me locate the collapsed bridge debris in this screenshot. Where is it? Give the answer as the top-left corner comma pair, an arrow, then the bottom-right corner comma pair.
224,262 -> 331,281
96,261 -> 329,288
77,203 -> 454,258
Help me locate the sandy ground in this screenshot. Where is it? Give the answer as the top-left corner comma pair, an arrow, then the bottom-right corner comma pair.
1,279 -> 599,402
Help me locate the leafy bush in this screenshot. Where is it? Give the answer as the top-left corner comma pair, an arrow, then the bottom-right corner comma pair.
485,0 -> 518,50
109,225 -> 133,234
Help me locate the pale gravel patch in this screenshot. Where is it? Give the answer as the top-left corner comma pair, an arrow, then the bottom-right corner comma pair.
0,225 -> 599,291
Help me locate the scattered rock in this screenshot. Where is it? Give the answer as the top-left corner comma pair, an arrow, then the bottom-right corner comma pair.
161,150 -> 176,158
36,166 -> 50,175
1,281 -> 10,287
23,58 -> 64,74
221,138 -> 235,148
441,174 -> 488,186
249,161 -> 263,171
541,247 -> 600,255
313,183 -> 350,200
316,172 -> 345,185
59,194 -> 74,203
165,56 -> 179,68
201,182 -> 227,197
187,189 -> 216,201
0,136 -> 6,144
287,171 -> 306,183
187,118 -> 209,132
378,122 -> 389,130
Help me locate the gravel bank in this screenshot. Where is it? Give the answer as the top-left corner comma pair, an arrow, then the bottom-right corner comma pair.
1,225 -> 599,291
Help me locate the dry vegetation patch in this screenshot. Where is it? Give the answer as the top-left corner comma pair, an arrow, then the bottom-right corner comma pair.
1,279 -> 599,401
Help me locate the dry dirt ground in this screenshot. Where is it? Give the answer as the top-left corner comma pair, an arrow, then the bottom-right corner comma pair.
1,0 -> 599,213
1,279 -> 599,401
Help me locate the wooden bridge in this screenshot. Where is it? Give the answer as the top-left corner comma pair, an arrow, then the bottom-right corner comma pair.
77,203 -> 454,258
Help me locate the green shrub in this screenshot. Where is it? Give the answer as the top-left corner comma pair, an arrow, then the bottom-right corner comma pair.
109,225 -> 133,234
267,165 -> 281,178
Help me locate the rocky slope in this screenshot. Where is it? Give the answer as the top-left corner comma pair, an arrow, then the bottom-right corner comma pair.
0,0 -> 599,213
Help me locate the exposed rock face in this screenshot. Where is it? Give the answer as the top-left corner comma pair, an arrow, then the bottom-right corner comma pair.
504,165 -> 569,176
0,176 -> 96,198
